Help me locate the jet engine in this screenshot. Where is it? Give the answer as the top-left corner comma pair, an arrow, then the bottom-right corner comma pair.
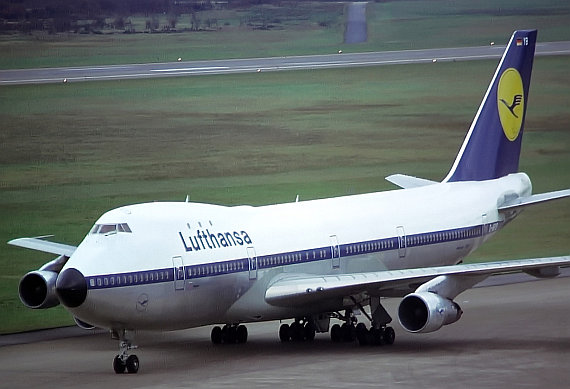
398,292 -> 463,333
74,317 -> 95,330
18,255 -> 69,309
19,270 -> 60,309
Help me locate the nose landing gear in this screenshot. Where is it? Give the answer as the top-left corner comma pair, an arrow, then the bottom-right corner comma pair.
111,330 -> 139,374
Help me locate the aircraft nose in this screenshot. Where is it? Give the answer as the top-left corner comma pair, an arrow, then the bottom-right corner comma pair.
56,268 -> 87,308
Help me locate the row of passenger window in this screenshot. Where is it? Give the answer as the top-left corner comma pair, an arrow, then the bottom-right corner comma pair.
259,249 -> 328,268
406,226 -> 482,247
341,227 -> 483,256
186,248 -> 330,278
89,269 -> 170,288
344,239 -> 395,255
188,260 -> 248,277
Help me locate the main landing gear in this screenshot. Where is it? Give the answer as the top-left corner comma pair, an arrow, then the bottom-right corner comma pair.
330,314 -> 395,346
111,329 -> 139,374
351,297 -> 396,346
330,309 -> 358,342
355,323 -> 395,346
279,317 -> 316,342
211,324 -> 248,344
278,299 -> 396,347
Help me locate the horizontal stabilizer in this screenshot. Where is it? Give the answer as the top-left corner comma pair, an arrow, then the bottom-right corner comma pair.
499,188 -> 570,211
385,174 -> 437,189
8,237 -> 76,257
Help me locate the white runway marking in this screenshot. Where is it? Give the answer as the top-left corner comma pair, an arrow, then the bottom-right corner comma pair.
151,66 -> 230,72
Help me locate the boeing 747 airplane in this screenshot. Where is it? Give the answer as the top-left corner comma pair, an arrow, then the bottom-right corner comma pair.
10,30 -> 570,374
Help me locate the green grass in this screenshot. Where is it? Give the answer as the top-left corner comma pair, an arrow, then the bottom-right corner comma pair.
1,54 -> 569,333
365,0 -> 570,51
2,0 -> 570,69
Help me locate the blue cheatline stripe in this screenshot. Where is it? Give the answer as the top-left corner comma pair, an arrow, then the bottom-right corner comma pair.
86,222 -> 501,290
87,268 -> 173,290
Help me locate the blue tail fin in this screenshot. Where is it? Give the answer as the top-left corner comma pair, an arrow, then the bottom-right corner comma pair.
444,30 -> 537,182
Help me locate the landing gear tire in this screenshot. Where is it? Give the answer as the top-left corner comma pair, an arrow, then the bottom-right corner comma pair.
383,326 -> 395,345
369,327 -> 384,346
112,330 -> 139,374
211,326 -> 222,344
359,326 -> 395,346
289,321 -> 304,341
280,318 -> 317,342
236,325 -> 248,344
113,355 -> 126,374
213,324 -> 248,345
356,323 -> 368,346
279,324 -> 290,342
330,324 -> 342,342
221,324 -> 236,344
304,322 -> 316,342
341,322 -> 356,342
126,355 -> 139,374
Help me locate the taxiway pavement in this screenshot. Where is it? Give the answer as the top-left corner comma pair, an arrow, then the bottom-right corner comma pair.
2,41 -> 570,85
1,277 -> 568,389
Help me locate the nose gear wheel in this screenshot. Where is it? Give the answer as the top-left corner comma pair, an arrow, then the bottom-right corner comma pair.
112,330 -> 139,374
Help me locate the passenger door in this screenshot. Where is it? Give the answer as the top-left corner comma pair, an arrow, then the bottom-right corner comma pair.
247,247 -> 257,280
172,256 -> 185,290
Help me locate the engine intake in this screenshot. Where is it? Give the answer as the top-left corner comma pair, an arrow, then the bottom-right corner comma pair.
398,292 -> 462,333
19,270 -> 60,309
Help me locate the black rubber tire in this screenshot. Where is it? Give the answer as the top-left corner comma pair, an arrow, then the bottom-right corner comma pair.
370,327 -> 383,346
222,324 -> 237,344
383,327 -> 395,345
236,325 -> 248,344
341,323 -> 355,342
304,322 -> 316,342
113,355 -> 126,374
126,355 -> 139,374
279,324 -> 290,342
330,324 -> 342,342
211,326 -> 222,344
355,323 -> 368,346
289,321 -> 303,341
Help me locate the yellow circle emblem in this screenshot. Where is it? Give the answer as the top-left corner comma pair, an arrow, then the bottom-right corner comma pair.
497,68 -> 524,141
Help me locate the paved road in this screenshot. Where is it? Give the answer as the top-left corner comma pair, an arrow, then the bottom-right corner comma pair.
1,276 -> 569,388
344,2 -> 368,44
2,41 -> 570,85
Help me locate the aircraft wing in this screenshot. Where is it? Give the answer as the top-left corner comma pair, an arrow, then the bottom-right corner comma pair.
8,237 -> 77,257
264,256 -> 570,307
385,174 -> 437,189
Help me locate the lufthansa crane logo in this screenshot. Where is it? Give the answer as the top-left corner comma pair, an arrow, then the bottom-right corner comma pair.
497,68 -> 524,141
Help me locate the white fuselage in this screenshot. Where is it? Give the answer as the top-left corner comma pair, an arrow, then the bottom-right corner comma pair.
63,173 -> 532,331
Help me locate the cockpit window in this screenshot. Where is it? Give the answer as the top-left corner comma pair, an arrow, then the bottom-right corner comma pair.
90,223 -> 132,235
117,223 -> 132,233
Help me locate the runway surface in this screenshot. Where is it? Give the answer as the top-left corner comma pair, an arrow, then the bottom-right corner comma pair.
2,41 -> 570,85
1,276 -> 568,389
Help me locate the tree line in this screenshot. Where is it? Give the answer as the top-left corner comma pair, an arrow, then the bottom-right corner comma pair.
0,0 -> 297,34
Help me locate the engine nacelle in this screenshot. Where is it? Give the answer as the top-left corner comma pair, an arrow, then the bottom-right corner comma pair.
398,292 -> 462,333
19,270 -> 60,309
74,317 -> 96,330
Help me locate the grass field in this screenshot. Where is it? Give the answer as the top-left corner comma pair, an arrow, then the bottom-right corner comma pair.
1,54 -> 569,333
2,0 -> 570,69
